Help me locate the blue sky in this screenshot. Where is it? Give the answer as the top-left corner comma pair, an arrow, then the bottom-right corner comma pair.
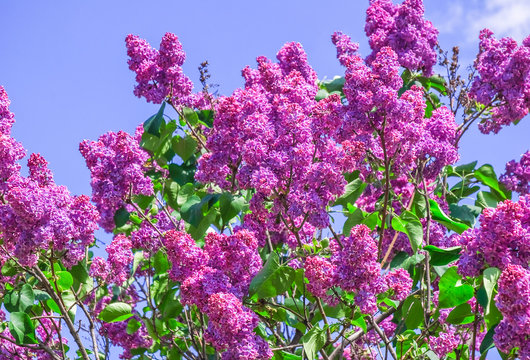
0,1 -> 529,358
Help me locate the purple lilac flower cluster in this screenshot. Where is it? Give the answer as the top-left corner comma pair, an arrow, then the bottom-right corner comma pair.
79,126 -> 152,232
365,0 -> 438,76
90,234 -> 134,285
332,32 -> 458,182
305,225 -> 412,313
125,33 -> 201,106
0,152 -> 99,267
494,264 -> 530,358
500,150 -> 530,195
196,42 -> 356,247
0,86 -> 25,190
458,195 -> 530,277
164,230 -> 271,359
470,30 -> 530,134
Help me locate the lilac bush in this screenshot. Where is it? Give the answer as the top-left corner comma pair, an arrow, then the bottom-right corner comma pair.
0,1 -> 529,359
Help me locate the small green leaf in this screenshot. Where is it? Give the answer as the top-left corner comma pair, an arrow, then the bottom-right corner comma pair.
438,267 -> 474,308
126,318 -> 142,335
429,200 -> 469,234
446,303 -> 474,324
474,164 -> 510,200
56,271 -> 74,292
99,302 -> 133,323
143,102 -> 166,136
480,324 -> 497,355
219,193 -> 247,223
335,178 -> 366,207
403,296 -> 423,329
182,107 -> 199,126
114,207 -> 130,228
9,312 -> 36,345
391,211 -> 423,253
423,245 -> 461,266
249,252 -> 295,298
153,250 -> 169,274
172,135 -> 197,162
475,191 -> 499,209
5,284 -> 35,313
301,325 -> 327,360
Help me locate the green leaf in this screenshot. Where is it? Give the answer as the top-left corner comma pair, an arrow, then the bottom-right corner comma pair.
180,195 -> 203,227
56,271 -> 74,292
479,324 -> 497,355
423,245 -> 461,266
197,109 -> 214,128
133,194 -> 154,210
343,208 -> 364,235
99,302 -> 133,323
249,252 -> 295,298
483,267 -> 502,327
172,135 -> 197,162
168,157 -> 197,186
450,161 -> 478,176
335,178 -> 366,207
1,260 -> 18,277
9,312 -> 36,345
114,207 -> 130,228
475,191 -> 499,209
403,296 -> 423,329
315,89 -> 330,101
301,325 -> 327,360
391,211 -> 423,253
131,251 -> 144,276
438,267 -> 474,308
143,102 -> 166,136
446,303 -> 474,324
126,318 -> 142,335
182,107 -> 199,126
474,164 -> 510,200
411,191 -> 427,218
449,204 -> 482,227
153,250 -> 169,274
429,199 -> 469,234
5,284 -> 35,313
219,193 -> 247,223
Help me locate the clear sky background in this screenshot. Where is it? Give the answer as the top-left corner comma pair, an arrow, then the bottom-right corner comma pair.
0,0 -> 529,358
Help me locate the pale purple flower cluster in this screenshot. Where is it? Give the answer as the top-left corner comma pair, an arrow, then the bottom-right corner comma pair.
205,293 -> 271,360
104,320 -> 152,360
332,225 -> 386,313
304,225 -> 387,313
163,230 -> 271,359
332,32 -> 458,181
130,210 -> 173,253
470,29 -> 530,134
500,150 -> 530,195
305,256 -> 337,299
125,33 -> 198,106
196,42 -> 355,247
458,195 -> 530,277
385,268 -> 413,301
0,86 -> 25,190
365,0 -> 438,76
79,126 -> 152,232
428,327 -> 459,358
89,235 -> 134,285
0,154 -> 99,267
204,230 -> 262,297
494,265 -> 530,358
